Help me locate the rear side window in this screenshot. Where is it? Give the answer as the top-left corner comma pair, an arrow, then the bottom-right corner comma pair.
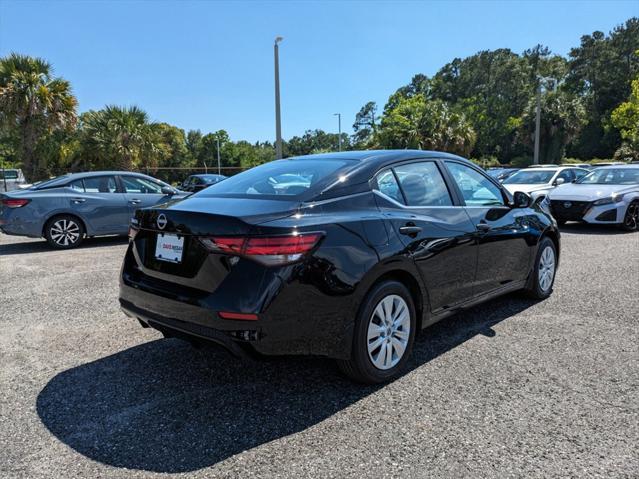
375,169 -> 404,204
197,159 -> 357,198
394,162 -> 453,207
83,176 -> 117,193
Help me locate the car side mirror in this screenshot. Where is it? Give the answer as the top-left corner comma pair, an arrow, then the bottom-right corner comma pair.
512,191 -> 532,208
161,186 -> 175,195
554,178 -> 565,186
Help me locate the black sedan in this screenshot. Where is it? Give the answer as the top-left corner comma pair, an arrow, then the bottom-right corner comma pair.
181,174 -> 227,192
120,150 -> 560,383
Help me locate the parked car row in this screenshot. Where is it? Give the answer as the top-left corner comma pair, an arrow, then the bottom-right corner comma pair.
4,151 -> 637,383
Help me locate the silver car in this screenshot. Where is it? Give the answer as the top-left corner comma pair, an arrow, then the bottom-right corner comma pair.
0,171 -> 187,249
0,168 -> 27,192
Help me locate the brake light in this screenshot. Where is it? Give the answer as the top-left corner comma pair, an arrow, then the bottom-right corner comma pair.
219,311 -> 259,321
200,233 -> 322,265
1,198 -> 30,208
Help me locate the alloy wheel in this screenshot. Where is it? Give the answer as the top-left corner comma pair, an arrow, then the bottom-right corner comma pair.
623,202 -> 638,231
367,294 -> 411,370
538,245 -> 556,292
50,219 -> 81,247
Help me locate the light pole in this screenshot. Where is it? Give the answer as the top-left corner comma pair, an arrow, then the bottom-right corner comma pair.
533,76 -> 557,165
274,36 -> 283,159
216,138 -> 221,175
334,113 -> 342,151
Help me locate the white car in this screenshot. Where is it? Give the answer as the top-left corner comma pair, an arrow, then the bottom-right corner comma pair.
547,165 -> 639,231
502,166 -> 590,203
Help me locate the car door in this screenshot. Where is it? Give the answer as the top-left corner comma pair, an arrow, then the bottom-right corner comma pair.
120,175 -> 174,217
443,160 -> 532,296
374,160 -> 477,313
68,175 -> 129,234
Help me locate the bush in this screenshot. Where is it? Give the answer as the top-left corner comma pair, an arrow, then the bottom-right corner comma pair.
510,156 -> 533,167
613,144 -> 639,162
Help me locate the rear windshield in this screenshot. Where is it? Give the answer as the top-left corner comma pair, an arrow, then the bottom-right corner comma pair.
196,159 -> 357,199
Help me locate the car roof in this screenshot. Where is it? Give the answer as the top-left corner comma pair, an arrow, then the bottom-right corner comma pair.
289,149 -> 468,163
34,171 -> 156,189
594,164 -> 639,169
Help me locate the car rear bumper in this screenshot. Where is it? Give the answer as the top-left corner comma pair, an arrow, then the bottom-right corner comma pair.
119,243 -> 357,359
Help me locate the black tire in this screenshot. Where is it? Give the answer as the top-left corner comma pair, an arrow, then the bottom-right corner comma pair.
337,280 -> 416,384
620,201 -> 639,232
523,236 -> 557,299
44,215 -> 85,249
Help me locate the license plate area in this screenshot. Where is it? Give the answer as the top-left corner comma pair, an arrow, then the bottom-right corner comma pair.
155,233 -> 184,263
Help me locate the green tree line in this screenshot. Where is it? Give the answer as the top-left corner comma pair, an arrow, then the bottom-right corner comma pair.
1,18 -> 637,182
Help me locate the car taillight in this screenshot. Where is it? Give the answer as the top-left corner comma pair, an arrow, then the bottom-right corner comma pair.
1,198 -> 30,208
200,233 -> 322,265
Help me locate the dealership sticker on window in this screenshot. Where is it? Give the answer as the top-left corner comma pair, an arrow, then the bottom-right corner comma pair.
155,233 -> 184,263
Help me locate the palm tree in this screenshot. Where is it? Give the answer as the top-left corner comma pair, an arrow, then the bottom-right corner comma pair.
0,53 -> 77,178
81,105 -> 158,170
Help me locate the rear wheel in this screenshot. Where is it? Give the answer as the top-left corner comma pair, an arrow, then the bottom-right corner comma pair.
620,201 -> 639,232
45,215 -> 85,249
337,280 -> 416,384
523,237 -> 557,299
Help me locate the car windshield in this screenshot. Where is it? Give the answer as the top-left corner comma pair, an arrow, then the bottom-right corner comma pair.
577,168 -> 639,185
503,170 -> 555,184
196,159 -> 357,199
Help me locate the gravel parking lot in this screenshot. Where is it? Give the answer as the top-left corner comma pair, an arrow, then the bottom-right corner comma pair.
0,226 -> 638,478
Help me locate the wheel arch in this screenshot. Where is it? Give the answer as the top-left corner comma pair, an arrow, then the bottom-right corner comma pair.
42,212 -> 88,237
356,261 -> 429,331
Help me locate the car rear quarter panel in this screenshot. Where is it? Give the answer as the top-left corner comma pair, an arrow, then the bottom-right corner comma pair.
251,192 -> 422,358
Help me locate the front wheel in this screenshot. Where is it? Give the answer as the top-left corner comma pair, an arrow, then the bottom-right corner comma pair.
523,237 -> 557,299
45,215 -> 85,249
620,201 -> 639,232
337,280 -> 416,384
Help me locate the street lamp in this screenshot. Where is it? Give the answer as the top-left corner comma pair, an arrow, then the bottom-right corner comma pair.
533,76 -> 557,165
274,36 -> 283,159
334,113 -> 342,151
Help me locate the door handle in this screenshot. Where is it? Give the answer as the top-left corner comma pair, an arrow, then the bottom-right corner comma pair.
399,225 -> 422,235
71,198 -> 86,203
476,222 -> 491,232
129,199 -> 141,205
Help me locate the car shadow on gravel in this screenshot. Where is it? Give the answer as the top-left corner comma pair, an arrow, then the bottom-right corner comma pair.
559,223 -> 631,235
0,235 -> 128,255
36,294 -> 536,473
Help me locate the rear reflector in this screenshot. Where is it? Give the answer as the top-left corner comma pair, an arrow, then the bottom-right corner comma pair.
128,226 -> 139,240
200,233 -> 322,265
1,198 -> 30,208
219,311 -> 259,321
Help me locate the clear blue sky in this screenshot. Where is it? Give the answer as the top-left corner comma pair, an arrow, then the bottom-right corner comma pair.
1,0 -> 637,142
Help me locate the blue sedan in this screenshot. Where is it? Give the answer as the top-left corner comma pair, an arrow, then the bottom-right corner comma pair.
0,171 -> 187,249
